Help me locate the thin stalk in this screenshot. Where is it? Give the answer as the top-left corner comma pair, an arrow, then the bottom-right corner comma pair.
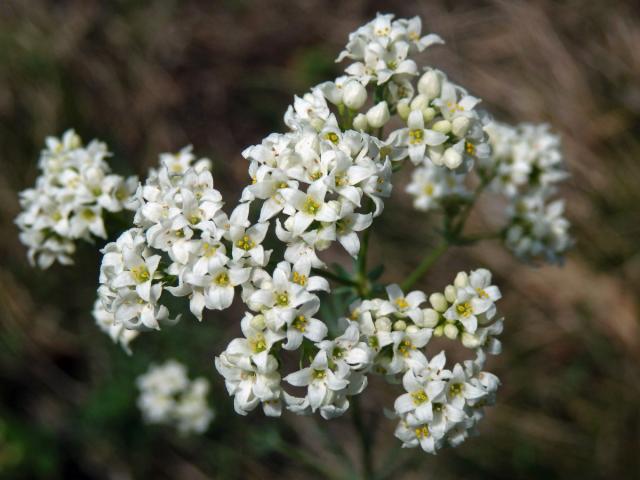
400,240 -> 449,291
351,395 -> 374,479
356,227 -> 371,297
313,268 -> 359,287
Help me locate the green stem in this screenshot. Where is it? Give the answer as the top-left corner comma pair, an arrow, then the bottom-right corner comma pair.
400,240 -> 449,291
351,395 -> 374,479
312,268 -> 359,287
356,226 -> 371,297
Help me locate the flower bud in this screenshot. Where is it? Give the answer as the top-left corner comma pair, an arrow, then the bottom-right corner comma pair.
434,324 -> 444,337
429,292 -> 448,312
444,323 -> 459,339
406,325 -> 419,335
319,81 -> 343,105
366,101 -> 390,128
343,81 -> 367,110
422,308 -> 440,328
443,148 -> 463,169
375,317 -> 392,332
444,285 -> 457,303
461,332 -> 482,349
397,99 -> 411,121
250,314 -> 266,330
410,94 -> 429,112
422,107 -> 436,122
454,271 -> 469,288
451,116 -> 470,137
393,319 -> 407,331
432,120 -> 451,134
417,70 -> 441,100
352,113 -> 369,131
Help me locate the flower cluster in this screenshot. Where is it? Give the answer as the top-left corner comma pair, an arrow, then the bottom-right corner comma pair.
92,298 -> 139,354
16,12 -> 574,457
137,360 -> 214,434
15,130 -> 137,268
486,122 -> 572,263
96,147 -> 230,330
341,269 -> 501,453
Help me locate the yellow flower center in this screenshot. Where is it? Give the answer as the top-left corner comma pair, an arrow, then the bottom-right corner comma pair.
131,265 -> 150,284
292,315 -> 307,332
215,272 -> 229,286
414,425 -> 430,439
398,339 -> 414,358
81,209 -> 96,220
395,297 -> 409,310
411,390 -> 429,405
250,334 -> 267,353
409,129 -> 424,145
292,271 -> 307,286
455,302 -> 473,318
303,197 -> 320,215
423,183 -> 434,195
276,292 -> 289,307
236,235 -> 255,251
312,369 -> 326,380
449,383 -> 464,397
324,132 -> 339,144
202,242 -> 217,257
465,142 -> 475,155
476,288 -> 488,299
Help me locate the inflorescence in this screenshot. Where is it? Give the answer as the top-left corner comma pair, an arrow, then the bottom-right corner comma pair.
15,13 -> 571,452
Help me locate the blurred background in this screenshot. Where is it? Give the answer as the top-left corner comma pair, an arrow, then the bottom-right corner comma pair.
1,0 -> 640,478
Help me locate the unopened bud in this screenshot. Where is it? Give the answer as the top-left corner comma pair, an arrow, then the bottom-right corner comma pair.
451,116 -> 470,137
444,285 -> 457,303
406,325 -> 419,335
422,308 -> 440,328
429,292 -> 448,312
434,324 -> 444,337
454,271 -> 469,288
352,113 -> 369,131
432,120 -> 451,134
366,101 -> 390,128
343,81 -> 367,110
410,94 -> 429,112
444,323 -> 459,339
422,107 -> 436,122
393,320 -> 407,331
417,70 -> 441,100
443,148 -> 463,169
397,99 -> 411,121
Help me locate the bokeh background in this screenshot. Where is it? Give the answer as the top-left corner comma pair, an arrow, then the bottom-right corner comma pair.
1,0 -> 640,478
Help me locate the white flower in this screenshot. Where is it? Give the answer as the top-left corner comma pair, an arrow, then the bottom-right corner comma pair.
137,360 -> 214,434
396,110 -> 448,164
406,162 -> 468,211
92,298 -> 139,354
285,350 -> 350,413
215,350 -> 282,416
282,298 -> 328,350
15,129 -> 136,268
506,194 -> 571,264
